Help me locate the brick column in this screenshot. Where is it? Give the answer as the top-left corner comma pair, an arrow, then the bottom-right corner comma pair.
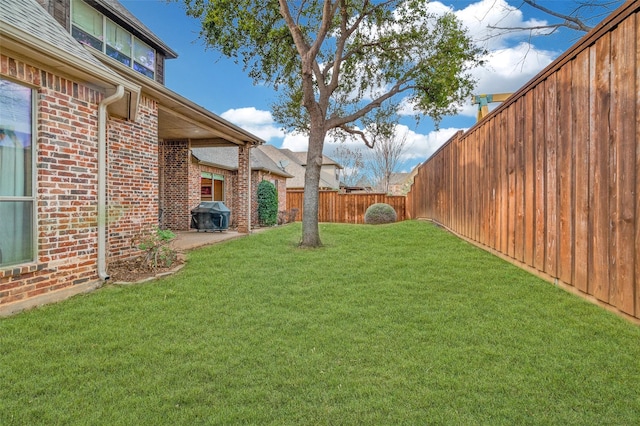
237,144 -> 252,233
160,140 -> 191,231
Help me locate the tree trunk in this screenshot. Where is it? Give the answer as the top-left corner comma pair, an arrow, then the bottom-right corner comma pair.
300,126 -> 326,247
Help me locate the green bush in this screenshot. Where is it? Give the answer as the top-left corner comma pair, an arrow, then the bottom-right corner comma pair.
364,203 -> 397,225
135,227 -> 177,271
257,180 -> 278,226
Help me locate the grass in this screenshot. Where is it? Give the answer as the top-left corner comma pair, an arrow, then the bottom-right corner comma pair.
1,221 -> 639,425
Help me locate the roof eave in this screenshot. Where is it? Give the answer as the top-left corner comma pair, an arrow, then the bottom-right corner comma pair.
98,55 -> 264,147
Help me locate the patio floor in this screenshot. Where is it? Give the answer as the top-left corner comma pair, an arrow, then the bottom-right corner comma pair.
170,227 -> 270,252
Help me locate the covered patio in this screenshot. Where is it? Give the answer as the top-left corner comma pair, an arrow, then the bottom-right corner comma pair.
118,69 -> 264,234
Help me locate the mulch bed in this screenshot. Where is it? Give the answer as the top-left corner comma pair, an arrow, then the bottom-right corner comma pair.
107,255 -> 184,283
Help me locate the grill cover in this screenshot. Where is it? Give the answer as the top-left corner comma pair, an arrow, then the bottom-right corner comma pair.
190,201 -> 230,231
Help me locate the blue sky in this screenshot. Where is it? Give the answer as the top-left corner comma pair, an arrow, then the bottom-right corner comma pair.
120,0 -> 621,171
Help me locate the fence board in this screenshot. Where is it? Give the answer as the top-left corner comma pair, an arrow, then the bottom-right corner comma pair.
590,33 -> 611,303
489,117 -> 497,250
636,12 -> 640,319
523,91 -> 535,266
534,84 -> 546,272
480,122 -> 489,247
572,49 -> 590,294
545,74 -> 558,277
507,105 -> 517,258
558,62 -> 574,285
515,98 -> 525,263
611,18 -> 636,314
499,112 -> 508,254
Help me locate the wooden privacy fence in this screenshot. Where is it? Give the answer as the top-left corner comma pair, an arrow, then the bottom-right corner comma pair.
408,0 -> 640,322
287,190 -> 407,224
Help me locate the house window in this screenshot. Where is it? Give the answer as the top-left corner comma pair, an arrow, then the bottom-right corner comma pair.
71,0 -> 155,80
71,0 -> 103,51
133,39 -> 155,79
0,78 -> 35,267
106,18 -> 132,66
201,172 -> 224,202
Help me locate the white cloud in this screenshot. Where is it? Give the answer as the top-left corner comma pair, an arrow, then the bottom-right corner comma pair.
453,0 -> 551,50
453,41 -> 557,118
456,0 -> 559,115
281,131 -> 310,151
401,126 -> 465,164
220,107 -> 285,142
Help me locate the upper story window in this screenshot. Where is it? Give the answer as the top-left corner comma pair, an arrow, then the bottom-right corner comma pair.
0,78 -> 36,268
105,18 -> 131,66
71,0 -> 155,80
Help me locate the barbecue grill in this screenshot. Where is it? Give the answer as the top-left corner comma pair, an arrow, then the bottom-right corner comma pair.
190,201 -> 230,232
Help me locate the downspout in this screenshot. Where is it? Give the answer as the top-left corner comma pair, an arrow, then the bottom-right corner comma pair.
97,85 -> 125,280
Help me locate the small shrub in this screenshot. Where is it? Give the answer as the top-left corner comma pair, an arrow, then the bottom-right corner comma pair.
288,208 -> 299,222
364,203 -> 397,225
277,208 -> 300,225
135,227 -> 177,271
257,180 -> 278,226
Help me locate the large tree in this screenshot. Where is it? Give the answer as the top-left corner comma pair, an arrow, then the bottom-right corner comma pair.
179,0 -> 483,247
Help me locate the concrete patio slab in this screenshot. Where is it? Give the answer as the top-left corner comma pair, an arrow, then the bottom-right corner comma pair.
170,227 -> 270,252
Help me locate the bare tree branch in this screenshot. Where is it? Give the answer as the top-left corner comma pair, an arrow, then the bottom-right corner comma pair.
486,0 -> 623,40
522,0 -> 593,32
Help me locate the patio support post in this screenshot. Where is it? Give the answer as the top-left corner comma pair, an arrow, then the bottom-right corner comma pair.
237,144 -> 252,233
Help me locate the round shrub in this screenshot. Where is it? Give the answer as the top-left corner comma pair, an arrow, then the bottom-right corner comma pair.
364,203 -> 397,225
257,180 -> 278,226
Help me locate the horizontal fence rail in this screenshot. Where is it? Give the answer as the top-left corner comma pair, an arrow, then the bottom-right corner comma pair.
287,190 -> 407,224
408,0 -> 640,321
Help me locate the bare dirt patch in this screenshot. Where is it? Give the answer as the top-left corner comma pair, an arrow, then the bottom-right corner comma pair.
107,255 -> 184,283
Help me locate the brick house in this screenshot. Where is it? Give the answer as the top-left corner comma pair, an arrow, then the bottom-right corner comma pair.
0,0 -> 263,315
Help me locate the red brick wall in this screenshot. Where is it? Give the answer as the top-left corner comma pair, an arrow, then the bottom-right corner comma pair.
107,95 -> 159,260
1,55 -> 101,305
159,140 -> 189,230
0,54 -> 159,307
187,153 -> 202,226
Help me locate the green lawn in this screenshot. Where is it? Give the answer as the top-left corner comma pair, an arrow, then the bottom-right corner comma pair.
1,221 -> 639,425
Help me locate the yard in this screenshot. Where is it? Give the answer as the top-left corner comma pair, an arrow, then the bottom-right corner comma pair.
1,221 -> 639,424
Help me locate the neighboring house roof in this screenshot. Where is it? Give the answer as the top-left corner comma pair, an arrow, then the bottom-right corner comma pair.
0,0 -> 140,113
93,0 -> 178,59
192,147 -> 292,178
284,150 -> 342,168
258,145 -> 339,189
